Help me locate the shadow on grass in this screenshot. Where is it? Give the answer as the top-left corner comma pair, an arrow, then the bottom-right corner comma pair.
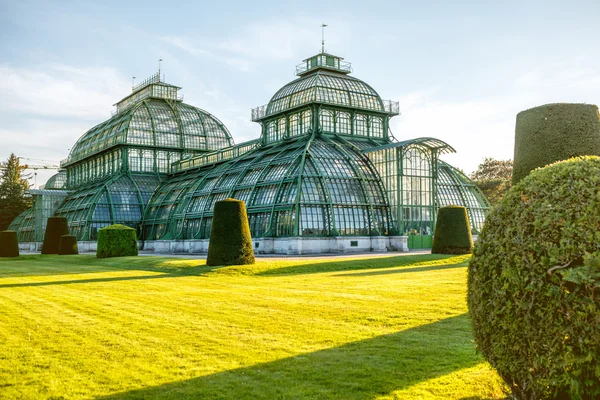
256,254 -> 469,277
97,313 -> 483,400
0,255 -> 220,288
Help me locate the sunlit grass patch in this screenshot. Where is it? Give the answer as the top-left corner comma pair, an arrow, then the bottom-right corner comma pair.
0,253 -> 503,399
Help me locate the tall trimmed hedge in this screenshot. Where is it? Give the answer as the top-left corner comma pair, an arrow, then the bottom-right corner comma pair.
468,156 -> 600,399
41,217 -> 69,254
431,205 -> 473,255
96,224 -> 138,258
58,235 -> 78,255
513,103 -> 600,183
207,198 -> 255,266
0,230 -> 19,257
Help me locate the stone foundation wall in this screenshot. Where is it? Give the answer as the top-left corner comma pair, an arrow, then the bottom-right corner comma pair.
142,236 -> 409,255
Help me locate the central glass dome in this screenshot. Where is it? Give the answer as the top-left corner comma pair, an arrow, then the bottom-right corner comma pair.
266,70 -> 385,116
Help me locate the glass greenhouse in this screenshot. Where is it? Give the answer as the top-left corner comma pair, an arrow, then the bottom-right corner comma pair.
10,51 -> 490,253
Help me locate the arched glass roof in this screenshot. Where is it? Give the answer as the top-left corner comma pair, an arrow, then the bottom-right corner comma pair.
143,134 -> 390,240
62,100 -> 234,166
437,160 -> 490,233
266,70 -> 385,116
41,171 -> 67,190
362,137 -> 457,155
9,208 -> 35,242
54,174 -> 160,240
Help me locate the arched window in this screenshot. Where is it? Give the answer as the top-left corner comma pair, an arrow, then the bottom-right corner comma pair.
319,110 -> 334,133
302,110 -> 312,135
336,112 -> 351,135
278,118 -> 286,140
371,117 -> 384,138
289,114 -> 300,137
266,122 -> 277,143
354,114 -> 367,136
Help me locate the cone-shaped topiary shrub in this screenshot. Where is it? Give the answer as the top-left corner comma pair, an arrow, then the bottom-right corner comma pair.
0,230 -> 19,257
41,217 -> 69,254
58,235 -> 78,255
431,205 -> 473,254
468,156 -> 600,399
513,103 -> 600,183
96,224 -> 138,258
207,198 -> 255,266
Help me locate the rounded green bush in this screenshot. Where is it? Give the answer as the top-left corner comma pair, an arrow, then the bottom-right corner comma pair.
513,103 -> 600,183
431,205 -> 473,255
58,235 -> 78,255
41,217 -> 69,254
468,156 -> 600,399
0,230 -> 19,257
207,198 -> 255,266
97,224 -> 138,258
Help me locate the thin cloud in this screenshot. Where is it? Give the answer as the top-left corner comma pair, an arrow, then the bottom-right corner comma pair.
160,19 -> 347,71
161,36 -> 252,71
0,64 -> 130,119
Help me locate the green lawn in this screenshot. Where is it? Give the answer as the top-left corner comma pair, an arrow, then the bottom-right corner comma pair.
0,253 -> 505,399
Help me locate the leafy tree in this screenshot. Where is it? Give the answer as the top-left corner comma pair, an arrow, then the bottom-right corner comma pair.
0,154 -> 31,230
469,158 -> 512,205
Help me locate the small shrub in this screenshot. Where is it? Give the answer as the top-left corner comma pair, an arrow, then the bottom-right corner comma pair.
431,205 -> 473,255
97,224 -> 138,258
207,198 -> 255,266
468,156 -> 600,399
41,217 -> 69,254
513,103 -> 600,183
58,235 -> 78,255
0,230 -> 19,257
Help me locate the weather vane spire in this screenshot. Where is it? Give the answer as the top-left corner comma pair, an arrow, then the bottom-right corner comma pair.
321,23 -> 328,53
158,58 -> 163,80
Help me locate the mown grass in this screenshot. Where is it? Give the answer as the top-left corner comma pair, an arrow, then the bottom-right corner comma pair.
0,254 -> 505,399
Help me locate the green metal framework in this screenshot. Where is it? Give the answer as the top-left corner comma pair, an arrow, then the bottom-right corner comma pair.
363,138 -> 490,235
9,189 -> 70,242
10,52 -> 491,247
143,53 -> 490,243
143,134 -> 390,240
436,160 -> 490,233
54,174 -> 160,240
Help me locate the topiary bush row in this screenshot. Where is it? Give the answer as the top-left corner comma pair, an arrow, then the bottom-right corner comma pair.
513,103 -> 600,183
468,156 -> 600,399
431,205 -> 473,255
0,230 -> 19,257
0,220 -> 80,257
96,224 -> 138,258
207,198 -> 255,266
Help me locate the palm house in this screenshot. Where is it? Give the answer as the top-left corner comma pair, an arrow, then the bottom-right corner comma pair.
11,51 -> 490,254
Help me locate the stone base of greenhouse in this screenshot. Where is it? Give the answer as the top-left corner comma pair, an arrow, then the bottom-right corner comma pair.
18,236 -> 413,255
144,235 -> 409,255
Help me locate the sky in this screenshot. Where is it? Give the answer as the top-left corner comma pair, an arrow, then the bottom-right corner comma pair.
1,0 -> 599,187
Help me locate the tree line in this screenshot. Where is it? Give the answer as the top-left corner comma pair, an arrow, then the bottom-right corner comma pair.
469,157 -> 513,206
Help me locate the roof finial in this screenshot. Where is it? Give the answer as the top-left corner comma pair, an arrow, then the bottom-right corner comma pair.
321,23 -> 328,54
158,58 -> 163,80
132,76 -> 136,90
